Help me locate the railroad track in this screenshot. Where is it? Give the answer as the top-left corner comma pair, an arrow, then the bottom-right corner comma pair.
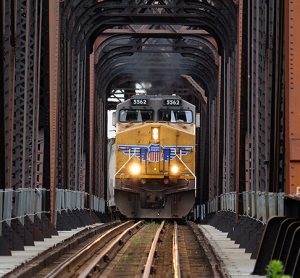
18,221 -> 226,278
141,221 -> 224,278
101,221 -> 226,278
43,221 -> 144,278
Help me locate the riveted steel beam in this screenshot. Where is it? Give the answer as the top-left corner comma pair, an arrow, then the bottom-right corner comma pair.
234,0 -> 243,220
269,0 -> 285,194
89,52 -> 95,204
181,74 -> 207,108
62,0 -> 236,55
95,56 -> 217,102
93,35 -> 218,94
285,1 -> 300,197
49,0 -> 60,224
102,28 -> 209,36
94,35 -> 218,66
0,0 -> 4,189
4,0 -> 15,189
97,62 -> 216,102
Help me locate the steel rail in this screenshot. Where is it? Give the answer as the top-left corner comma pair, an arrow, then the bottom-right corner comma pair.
142,220 -> 165,278
173,222 -> 181,278
78,220 -> 144,277
45,221 -> 140,278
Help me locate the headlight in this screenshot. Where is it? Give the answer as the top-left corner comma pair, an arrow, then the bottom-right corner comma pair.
129,163 -> 141,175
171,165 -> 179,174
152,128 -> 159,140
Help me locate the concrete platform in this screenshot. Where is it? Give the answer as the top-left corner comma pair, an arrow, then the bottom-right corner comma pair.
0,223 -> 103,277
198,224 -> 264,278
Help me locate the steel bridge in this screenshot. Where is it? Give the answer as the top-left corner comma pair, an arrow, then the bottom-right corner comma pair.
0,0 -> 299,274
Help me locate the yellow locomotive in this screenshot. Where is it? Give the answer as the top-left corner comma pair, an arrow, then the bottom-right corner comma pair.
114,95 -> 196,218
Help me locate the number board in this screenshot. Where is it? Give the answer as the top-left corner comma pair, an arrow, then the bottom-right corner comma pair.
131,99 -> 148,105
164,99 -> 181,106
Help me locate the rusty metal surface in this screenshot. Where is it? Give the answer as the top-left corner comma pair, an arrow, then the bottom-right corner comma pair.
89,52 -> 95,203
285,0 -> 300,196
4,0 -> 15,189
0,0 -> 4,190
49,0 -> 60,223
142,221 -> 165,278
101,222 -> 159,277
172,222 -> 181,278
234,0 -> 244,220
77,221 -> 144,277
181,74 -> 208,107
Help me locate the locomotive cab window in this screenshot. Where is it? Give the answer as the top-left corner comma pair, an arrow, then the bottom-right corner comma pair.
158,110 -> 193,123
119,109 -> 154,122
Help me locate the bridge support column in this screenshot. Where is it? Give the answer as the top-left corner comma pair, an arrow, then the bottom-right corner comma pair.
285,0 -> 300,200
49,0 -> 60,225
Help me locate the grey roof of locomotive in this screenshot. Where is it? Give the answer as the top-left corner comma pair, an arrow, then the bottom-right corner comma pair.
116,95 -> 195,115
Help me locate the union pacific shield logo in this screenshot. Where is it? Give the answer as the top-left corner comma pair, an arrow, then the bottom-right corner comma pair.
147,144 -> 161,162
118,144 -> 192,162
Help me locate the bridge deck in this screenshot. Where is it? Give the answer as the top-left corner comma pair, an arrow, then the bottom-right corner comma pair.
198,224 -> 263,278
0,223 -> 103,277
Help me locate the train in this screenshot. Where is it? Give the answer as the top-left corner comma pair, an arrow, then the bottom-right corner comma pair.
111,94 -> 196,218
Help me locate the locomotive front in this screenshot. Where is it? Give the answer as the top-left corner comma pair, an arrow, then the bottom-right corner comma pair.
114,95 -> 196,218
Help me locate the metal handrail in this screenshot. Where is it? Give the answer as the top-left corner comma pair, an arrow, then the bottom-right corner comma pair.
199,191 -> 285,224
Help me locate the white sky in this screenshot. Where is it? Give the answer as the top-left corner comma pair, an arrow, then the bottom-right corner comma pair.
107,110 -> 116,139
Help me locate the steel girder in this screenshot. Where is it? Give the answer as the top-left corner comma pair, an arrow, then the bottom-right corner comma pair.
3,1 -> 44,189
96,54 -> 216,88
0,0 -> 4,189
269,0 -> 285,194
245,0 -> 285,195
61,0 -> 237,55
93,35 -> 218,99
95,34 -> 218,62
92,30 -> 219,101
65,51 -> 86,192
95,35 -> 218,65
49,0 -> 61,222
96,58 -> 216,98
3,0 -> 15,189
96,55 -> 217,94
55,37 -> 90,196
285,0 -> 300,198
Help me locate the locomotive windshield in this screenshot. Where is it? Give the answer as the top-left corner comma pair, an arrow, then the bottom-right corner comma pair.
159,110 -> 193,123
119,109 -> 154,122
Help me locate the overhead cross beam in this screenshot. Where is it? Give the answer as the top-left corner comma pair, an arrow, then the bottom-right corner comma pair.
61,0 -> 237,55
92,33 -> 218,102
181,74 -> 207,108
95,56 -> 217,101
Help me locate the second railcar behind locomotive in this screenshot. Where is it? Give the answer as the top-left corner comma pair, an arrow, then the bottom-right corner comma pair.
114,95 -> 196,218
